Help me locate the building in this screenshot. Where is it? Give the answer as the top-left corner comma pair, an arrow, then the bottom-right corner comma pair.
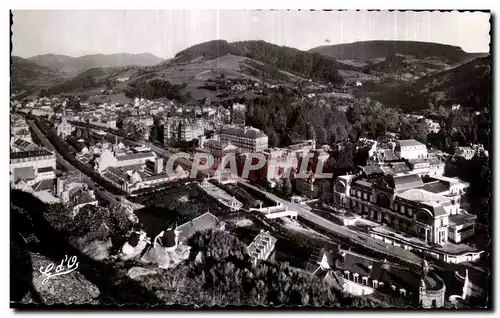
395,139 -> 428,160
454,144 -> 487,160
94,149 -> 156,172
179,119 -> 206,141
260,148 -> 298,187
56,117 -> 75,139
247,230 -> 277,266
175,212 -> 224,244
425,119 -> 441,134
10,138 -> 39,153
200,140 -> 239,169
333,173 -> 475,245
102,164 -> 188,193
309,246 -> 445,307
220,126 -> 268,153
454,147 -> 475,160
10,149 -> 56,184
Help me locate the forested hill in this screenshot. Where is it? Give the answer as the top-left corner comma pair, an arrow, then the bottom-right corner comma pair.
28,53 -> 164,76
407,56 -> 491,111
309,40 -> 483,64
11,56 -> 67,92
174,40 -> 346,85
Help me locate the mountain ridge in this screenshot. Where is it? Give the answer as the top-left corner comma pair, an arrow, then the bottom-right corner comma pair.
26,52 -> 165,76
309,40 -> 486,63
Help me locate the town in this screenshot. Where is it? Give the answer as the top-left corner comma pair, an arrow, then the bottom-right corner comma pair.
10,9 -> 491,309
10,88 -> 489,308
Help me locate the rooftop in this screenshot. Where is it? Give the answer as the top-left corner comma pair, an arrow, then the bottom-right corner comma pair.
175,212 -> 220,242
449,213 -> 477,226
360,165 -> 384,176
397,188 -> 451,208
116,151 -> 156,162
377,174 -> 424,192
221,126 -> 268,139
419,181 -> 450,194
397,139 -> 425,148
11,149 -> 53,160
38,166 -> 54,173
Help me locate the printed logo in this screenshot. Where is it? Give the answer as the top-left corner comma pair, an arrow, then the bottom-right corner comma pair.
39,255 -> 79,285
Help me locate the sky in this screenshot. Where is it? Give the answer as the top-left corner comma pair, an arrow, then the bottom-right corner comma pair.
11,10 -> 491,58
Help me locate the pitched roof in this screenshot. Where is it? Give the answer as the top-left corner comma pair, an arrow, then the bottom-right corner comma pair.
175,212 -> 220,242
221,126 -> 267,139
115,151 -> 156,162
397,189 -> 451,211
37,166 -> 54,173
13,166 -> 35,181
11,149 -> 52,160
419,181 -> 450,194
31,179 -> 54,192
397,139 -> 425,148
379,174 -> 424,192
390,162 -> 410,174
360,165 -> 384,176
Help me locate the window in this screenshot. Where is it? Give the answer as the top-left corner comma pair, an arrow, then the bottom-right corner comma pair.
344,271 -> 350,280
362,277 -> 368,285
353,273 -> 359,283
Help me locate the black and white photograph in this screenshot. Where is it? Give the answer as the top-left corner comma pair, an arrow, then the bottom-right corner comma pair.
9,8 -> 492,309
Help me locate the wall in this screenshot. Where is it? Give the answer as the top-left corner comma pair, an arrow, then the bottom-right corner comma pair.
343,280 -> 375,296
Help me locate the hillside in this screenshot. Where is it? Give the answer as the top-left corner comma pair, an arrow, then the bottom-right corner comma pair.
10,56 -> 68,93
309,40 -> 480,64
174,40 -> 346,85
354,56 -> 491,113
39,66 -> 139,97
408,56 -> 491,110
28,53 -> 164,76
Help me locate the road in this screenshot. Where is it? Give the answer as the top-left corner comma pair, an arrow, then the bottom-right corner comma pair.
238,179 -> 423,265
29,120 -> 120,207
77,125 -> 422,263
72,125 -> 481,269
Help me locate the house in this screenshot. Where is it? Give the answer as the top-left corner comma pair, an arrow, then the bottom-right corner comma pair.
175,212 -> 224,243
247,230 -> 277,266
56,117 -> 75,139
10,138 -> 39,153
309,246 -> 446,308
333,173 -> 473,245
396,139 -> 427,160
454,147 -> 475,160
10,149 -> 56,184
220,126 -> 269,153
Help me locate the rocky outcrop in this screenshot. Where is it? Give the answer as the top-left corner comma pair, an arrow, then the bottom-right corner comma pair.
140,244 -> 191,269
23,252 -> 100,304
127,266 -> 158,280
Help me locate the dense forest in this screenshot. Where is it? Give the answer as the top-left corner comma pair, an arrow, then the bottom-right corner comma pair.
133,229 -> 393,307
309,40 -> 475,62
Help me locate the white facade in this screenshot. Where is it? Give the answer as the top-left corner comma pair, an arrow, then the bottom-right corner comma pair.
396,139 -> 428,160
10,150 -> 56,183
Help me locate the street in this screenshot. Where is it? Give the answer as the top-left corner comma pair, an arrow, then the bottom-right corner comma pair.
29,120 -> 120,207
